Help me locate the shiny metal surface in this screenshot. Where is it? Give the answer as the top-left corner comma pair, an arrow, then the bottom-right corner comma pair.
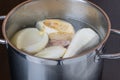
99,53 -> 120,59
4,0 -> 110,40
8,46 -> 103,80
98,29 -> 120,59
0,16 -> 6,44
1,0 -> 111,80
0,16 -> 6,20
0,39 -> 6,44
111,29 -> 120,35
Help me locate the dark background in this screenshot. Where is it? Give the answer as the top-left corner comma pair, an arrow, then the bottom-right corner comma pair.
0,0 -> 120,80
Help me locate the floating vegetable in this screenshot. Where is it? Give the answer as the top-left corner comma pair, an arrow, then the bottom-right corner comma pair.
35,46 -> 66,59
11,28 -> 48,54
63,28 -> 100,58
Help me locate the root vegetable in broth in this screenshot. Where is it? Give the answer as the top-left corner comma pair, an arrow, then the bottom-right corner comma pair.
11,19 -> 99,59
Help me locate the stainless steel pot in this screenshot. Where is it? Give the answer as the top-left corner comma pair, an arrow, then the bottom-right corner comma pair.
0,0 -> 120,80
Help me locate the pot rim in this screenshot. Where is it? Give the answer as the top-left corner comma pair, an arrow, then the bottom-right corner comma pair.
2,0 -> 111,62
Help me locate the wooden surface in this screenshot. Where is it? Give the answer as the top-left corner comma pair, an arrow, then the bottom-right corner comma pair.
0,0 -> 120,80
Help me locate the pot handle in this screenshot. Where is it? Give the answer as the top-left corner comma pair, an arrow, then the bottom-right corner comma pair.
0,16 -> 6,44
98,29 -> 120,59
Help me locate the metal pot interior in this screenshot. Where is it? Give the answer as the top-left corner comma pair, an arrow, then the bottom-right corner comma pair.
4,0 -> 110,58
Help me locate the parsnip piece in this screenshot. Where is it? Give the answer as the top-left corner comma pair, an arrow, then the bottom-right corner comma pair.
35,46 -> 66,59
63,28 -> 100,58
11,28 -> 48,54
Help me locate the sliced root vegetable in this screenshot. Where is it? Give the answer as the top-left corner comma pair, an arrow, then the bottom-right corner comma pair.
11,28 -> 49,54
63,28 -> 100,58
11,30 -> 25,49
35,46 -> 66,59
